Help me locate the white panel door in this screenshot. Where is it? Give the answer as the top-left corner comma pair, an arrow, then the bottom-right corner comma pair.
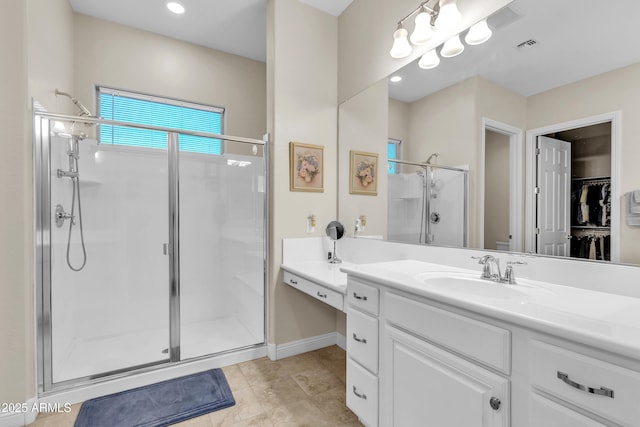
536,136 -> 571,256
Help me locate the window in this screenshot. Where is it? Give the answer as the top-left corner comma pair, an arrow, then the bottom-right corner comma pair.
388,139 -> 401,174
97,87 -> 224,155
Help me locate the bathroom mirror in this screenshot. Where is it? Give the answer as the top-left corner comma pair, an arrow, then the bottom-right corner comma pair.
326,221 -> 345,241
339,0 -> 640,266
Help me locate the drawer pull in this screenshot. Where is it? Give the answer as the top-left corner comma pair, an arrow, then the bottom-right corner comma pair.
352,386 -> 367,400
353,292 -> 368,301
557,371 -> 615,398
289,279 -> 298,284
317,291 -> 327,298
352,333 -> 367,344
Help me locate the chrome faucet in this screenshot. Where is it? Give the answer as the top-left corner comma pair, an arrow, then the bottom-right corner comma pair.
477,255 -> 502,282
474,255 -> 527,284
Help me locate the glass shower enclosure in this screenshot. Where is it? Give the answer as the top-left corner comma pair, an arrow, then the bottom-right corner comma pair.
387,159 -> 468,247
34,112 -> 267,392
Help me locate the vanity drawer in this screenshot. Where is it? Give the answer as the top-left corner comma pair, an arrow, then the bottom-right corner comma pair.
347,279 -> 379,315
386,292 -> 511,374
529,340 -> 640,426
347,307 -> 379,374
283,271 -> 344,311
347,357 -> 378,427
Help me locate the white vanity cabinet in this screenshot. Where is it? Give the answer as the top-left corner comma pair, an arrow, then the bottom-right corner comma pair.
346,277 -> 510,427
527,340 -> 640,427
346,278 -> 380,427
381,291 -> 510,427
283,270 -> 344,311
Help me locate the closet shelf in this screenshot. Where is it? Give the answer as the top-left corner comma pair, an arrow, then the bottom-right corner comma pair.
572,176 -> 610,181
571,225 -> 610,229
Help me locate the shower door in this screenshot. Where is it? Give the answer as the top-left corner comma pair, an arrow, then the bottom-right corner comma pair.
39,117 -> 170,387
36,113 -> 267,393
178,137 -> 266,360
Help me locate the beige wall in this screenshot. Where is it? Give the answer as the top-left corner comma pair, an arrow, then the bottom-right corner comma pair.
528,63 -> 640,264
0,0 -> 31,405
338,0 -> 512,102
338,79 -> 388,237
388,97 -> 411,166
267,0 -> 340,345
1,0 -> 76,405
484,130 -> 510,250
73,14 -> 266,142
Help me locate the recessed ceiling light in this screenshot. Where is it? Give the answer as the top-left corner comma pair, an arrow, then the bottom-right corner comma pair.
390,75 -> 403,83
166,1 -> 185,14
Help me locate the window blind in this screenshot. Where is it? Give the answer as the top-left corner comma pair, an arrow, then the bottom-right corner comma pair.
98,87 -> 224,155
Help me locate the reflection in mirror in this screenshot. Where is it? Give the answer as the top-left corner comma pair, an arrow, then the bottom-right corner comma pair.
326,221 -> 345,264
342,0 -> 640,266
388,159 -> 468,247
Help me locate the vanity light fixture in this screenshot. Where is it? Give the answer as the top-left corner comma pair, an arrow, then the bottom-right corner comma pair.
166,1 -> 185,14
434,0 -> 462,30
441,34 -> 465,57
418,49 -> 440,69
410,6 -> 435,45
464,19 -> 492,45
389,24 -> 413,59
389,0 -> 495,70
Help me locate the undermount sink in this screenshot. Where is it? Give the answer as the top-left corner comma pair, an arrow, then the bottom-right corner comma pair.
416,272 -> 545,303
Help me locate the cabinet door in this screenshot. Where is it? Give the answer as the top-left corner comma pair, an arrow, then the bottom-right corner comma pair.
382,325 -> 509,427
529,393 -> 607,427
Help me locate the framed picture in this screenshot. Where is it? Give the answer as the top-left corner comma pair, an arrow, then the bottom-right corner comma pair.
350,150 -> 378,196
290,142 -> 324,192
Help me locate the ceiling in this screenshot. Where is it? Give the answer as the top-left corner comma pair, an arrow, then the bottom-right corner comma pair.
388,0 -> 640,102
69,0 -> 640,103
69,0 -> 353,63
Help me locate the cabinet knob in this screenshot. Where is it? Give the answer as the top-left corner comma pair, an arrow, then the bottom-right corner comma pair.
489,397 -> 501,411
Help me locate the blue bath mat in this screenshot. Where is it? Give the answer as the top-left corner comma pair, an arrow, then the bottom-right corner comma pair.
74,369 -> 235,427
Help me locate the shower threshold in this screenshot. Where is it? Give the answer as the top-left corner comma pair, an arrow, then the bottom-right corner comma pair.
54,316 -> 261,384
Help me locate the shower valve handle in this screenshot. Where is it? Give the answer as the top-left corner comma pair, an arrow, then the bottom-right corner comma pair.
55,205 -> 75,227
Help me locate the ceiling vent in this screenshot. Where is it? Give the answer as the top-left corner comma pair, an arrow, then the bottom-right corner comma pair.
515,39 -> 539,51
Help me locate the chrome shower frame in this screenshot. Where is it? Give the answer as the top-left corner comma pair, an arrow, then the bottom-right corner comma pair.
388,158 -> 469,247
34,111 -> 269,395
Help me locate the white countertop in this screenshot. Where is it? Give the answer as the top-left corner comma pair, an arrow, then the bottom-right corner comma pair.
281,260 -> 353,294
340,259 -> 640,360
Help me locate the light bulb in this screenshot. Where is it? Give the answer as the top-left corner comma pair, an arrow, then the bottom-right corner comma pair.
410,10 -> 434,45
166,1 -> 185,14
418,49 -> 440,69
435,0 -> 462,30
441,34 -> 465,57
390,75 -> 403,83
465,19 -> 492,45
389,27 -> 412,59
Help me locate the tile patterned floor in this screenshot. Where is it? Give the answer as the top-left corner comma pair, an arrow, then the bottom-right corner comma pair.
28,346 -> 362,427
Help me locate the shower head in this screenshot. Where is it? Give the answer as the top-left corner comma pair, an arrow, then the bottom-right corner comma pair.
425,153 -> 439,164
55,89 -> 93,117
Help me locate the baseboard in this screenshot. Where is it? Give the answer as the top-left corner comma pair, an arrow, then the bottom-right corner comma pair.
267,332 -> 346,360
0,397 -> 38,427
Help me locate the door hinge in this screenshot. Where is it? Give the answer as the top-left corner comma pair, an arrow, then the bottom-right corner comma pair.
535,148 -> 541,155
535,228 -> 540,235
534,187 -> 540,195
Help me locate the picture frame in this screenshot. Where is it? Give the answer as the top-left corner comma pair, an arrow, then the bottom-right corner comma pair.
289,142 -> 324,192
350,150 -> 378,196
